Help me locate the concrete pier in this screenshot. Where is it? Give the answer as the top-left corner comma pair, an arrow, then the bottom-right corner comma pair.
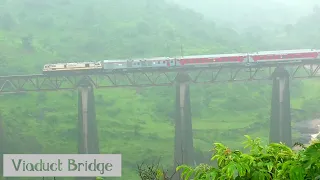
77,85 -> 99,180
0,111 -> 4,177
173,73 -> 195,179
269,67 -> 292,147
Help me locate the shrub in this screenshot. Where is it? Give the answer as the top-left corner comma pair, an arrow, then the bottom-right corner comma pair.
177,135 -> 320,180
137,158 -> 176,180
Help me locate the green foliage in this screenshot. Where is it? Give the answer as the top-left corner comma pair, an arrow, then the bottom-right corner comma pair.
177,136 -> 320,180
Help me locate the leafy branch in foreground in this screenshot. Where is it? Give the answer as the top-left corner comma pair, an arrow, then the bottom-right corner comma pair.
177,135 -> 320,180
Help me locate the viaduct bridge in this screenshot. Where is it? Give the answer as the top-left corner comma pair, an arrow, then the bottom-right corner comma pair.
1,62 -> 320,179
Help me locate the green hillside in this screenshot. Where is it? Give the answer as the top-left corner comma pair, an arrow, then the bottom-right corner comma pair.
1,0 -> 320,179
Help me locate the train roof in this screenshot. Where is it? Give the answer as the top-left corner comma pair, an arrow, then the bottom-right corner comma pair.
249,49 -> 320,55
44,61 -> 98,65
182,53 -> 247,59
102,57 -> 172,62
102,60 -> 126,62
141,57 -> 171,60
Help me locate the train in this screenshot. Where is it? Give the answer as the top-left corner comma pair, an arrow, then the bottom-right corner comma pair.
42,49 -> 320,74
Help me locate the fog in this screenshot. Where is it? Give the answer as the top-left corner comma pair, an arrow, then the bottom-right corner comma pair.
0,0 -> 320,179
167,0 -> 320,30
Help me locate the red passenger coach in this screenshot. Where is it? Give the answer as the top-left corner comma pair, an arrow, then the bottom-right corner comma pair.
179,54 -> 247,66
250,49 -> 320,63
214,55 -> 247,63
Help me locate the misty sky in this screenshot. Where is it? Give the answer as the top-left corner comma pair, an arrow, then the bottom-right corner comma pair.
166,0 -> 320,30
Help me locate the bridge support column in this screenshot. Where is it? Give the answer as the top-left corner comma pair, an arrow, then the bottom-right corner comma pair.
77,85 -> 99,180
173,73 -> 195,179
269,67 -> 292,146
0,112 -> 4,177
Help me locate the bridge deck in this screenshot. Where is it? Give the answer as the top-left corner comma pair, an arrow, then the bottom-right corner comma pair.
1,63 -> 320,94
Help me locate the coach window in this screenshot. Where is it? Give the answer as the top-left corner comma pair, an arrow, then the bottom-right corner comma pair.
157,61 -> 160,64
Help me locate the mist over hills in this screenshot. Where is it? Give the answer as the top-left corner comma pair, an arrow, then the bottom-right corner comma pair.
166,0 -> 320,31
0,0 -> 320,179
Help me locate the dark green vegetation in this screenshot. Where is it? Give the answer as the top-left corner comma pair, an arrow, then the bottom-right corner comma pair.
178,136 -> 320,180
0,0 -> 320,179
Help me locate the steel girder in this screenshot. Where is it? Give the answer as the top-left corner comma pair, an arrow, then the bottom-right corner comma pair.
1,63 -> 320,94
